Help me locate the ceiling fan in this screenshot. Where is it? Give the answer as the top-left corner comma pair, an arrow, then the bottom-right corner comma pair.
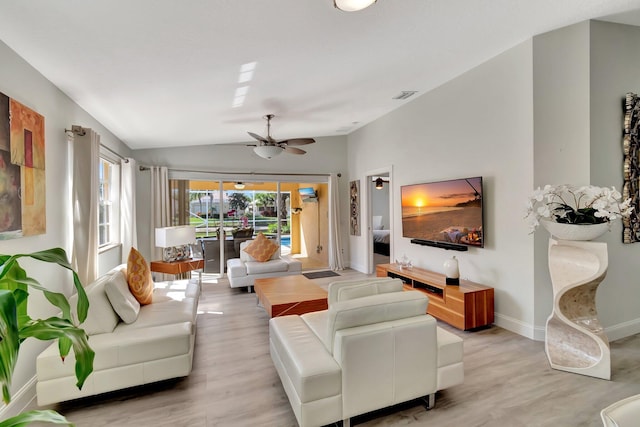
248,114 -> 315,159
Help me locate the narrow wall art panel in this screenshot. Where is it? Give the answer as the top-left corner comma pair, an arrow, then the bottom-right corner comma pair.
623,92 -> 640,243
0,91 -> 46,240
350,179 -> 360,236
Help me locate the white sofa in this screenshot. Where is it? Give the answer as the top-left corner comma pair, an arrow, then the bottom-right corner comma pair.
36,265 -> 200,406
269,278 -> 464,427
227,239 -> 302,292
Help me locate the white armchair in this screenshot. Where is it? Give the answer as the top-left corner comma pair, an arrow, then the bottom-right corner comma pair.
226,239 -> 302,292
269,278 -> 464,426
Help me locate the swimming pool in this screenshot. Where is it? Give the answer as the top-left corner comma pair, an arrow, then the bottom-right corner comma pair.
281,236 -> 291,246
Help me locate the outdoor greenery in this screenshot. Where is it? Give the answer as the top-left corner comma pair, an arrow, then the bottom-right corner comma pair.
184,189 -> 296,239
228,192 -> 251,213
0,248 -> 94,426
267,223 -> 291,234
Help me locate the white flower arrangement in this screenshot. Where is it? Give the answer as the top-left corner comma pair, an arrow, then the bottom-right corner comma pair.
525,184 -> 634,233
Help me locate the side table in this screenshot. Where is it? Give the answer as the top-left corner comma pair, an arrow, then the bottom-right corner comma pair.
150,258 -> 204,284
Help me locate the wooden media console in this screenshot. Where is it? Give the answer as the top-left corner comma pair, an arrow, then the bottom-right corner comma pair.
376,263 -> 494,330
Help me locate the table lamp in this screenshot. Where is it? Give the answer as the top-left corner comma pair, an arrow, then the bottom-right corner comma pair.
155,226 -> 196,262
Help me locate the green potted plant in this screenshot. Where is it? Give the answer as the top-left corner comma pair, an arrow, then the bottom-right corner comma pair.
0,248 -> 95,426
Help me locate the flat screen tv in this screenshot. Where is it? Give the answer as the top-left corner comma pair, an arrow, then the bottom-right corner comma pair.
401,176 -> 484,248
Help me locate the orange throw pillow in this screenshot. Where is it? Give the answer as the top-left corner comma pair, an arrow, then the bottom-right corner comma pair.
126,247 -> 153,305
243,233 -> 279,262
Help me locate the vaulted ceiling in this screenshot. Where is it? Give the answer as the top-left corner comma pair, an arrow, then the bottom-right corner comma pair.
0,1 -> 639,149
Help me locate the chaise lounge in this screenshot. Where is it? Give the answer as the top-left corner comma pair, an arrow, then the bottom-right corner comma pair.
35,262 -> 200,406
269,278 -> 464,426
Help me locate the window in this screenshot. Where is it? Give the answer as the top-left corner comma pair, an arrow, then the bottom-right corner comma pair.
98,156 -> 120,247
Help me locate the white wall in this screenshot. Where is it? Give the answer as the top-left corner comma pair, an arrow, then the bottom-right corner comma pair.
531,21 -> 592,337
590,20 -> 640,337
132,137 -> 350,263
347,19 -> 640,341
0,40 -> 129,417
348,40 -> 536,336
530,20 -> 640,341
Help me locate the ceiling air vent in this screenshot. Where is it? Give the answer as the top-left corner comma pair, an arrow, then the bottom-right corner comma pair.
392,91 -> 418,100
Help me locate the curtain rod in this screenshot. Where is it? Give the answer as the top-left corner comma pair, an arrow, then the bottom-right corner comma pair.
65,125 -> 129,163
138,165 -> 340,178
100,144 -> 129,163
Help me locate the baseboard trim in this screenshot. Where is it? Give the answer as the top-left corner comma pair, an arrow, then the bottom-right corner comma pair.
605,317 -> 640,342
0,375 -> 37,420
494,313 -> 536,340
349,261 -> 366,274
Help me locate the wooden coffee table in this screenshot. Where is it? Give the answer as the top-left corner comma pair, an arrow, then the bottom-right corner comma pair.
254,275 -> 328,317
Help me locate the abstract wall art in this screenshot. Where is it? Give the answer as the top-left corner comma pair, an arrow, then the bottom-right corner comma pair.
350,179 -> 360,236
0,91 -> 46,240
623,92 -> 640,244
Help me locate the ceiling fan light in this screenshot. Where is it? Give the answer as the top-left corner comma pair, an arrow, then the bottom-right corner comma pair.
333,0 -> 376,12
235,182 -> 245,189
254,145 -> 284,159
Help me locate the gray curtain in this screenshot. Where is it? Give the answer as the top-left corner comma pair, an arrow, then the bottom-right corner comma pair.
150,166 -> 170,261
71,128 -> 99,286
328,173 -> 345,270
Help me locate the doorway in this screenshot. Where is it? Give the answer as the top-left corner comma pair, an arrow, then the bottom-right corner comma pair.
367,168 -> 393,273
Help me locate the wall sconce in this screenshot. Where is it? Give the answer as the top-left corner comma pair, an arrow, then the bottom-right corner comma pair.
155,226 -> 196,262
235,182 -> 246,189
292,207 -> 303,215
375,177 -> 384,190
334,0 -> 377,12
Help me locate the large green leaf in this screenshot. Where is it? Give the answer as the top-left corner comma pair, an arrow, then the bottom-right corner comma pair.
0,248 -> 88,324
20,317 -> 94,389
0,409 -> 73,427
0,248 -> 94,411
0,290 -> 19,405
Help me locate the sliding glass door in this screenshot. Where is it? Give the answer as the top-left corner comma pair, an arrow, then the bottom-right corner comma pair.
169,178 -> 329,275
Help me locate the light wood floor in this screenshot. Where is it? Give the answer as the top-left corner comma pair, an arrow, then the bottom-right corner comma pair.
30,270 -> 640,426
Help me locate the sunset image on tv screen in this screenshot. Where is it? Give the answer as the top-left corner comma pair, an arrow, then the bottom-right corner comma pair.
401,177 -> 483,247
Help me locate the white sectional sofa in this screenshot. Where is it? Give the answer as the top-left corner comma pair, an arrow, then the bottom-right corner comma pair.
36,265 -> 200,406
227,239 -> 302,292
269,278 -> 464,427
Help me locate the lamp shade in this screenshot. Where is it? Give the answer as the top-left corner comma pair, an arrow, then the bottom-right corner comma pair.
155,226 -> 196,248
334,0 -> 376,12
254,145 -> 284,159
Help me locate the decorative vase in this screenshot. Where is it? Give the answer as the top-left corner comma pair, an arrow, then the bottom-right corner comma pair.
546,239 -> 610,379
443,256 -> 459,285
540,219 -> 610,241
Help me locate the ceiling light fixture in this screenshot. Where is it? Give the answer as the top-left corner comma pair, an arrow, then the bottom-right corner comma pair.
235,182 -> 245,189
254,145 -> 284,159
375,177 -> 384,190
333,0 -> 376,12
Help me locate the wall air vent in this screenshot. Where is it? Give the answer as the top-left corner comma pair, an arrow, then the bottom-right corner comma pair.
392,91 -> 418,100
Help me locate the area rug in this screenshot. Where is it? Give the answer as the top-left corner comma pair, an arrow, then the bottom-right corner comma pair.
303,270 -> 340,280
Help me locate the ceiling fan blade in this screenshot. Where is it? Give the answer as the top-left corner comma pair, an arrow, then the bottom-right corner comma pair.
282,138 -> 315,146
248,131 -> 269,143
284,146 -> 306,155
